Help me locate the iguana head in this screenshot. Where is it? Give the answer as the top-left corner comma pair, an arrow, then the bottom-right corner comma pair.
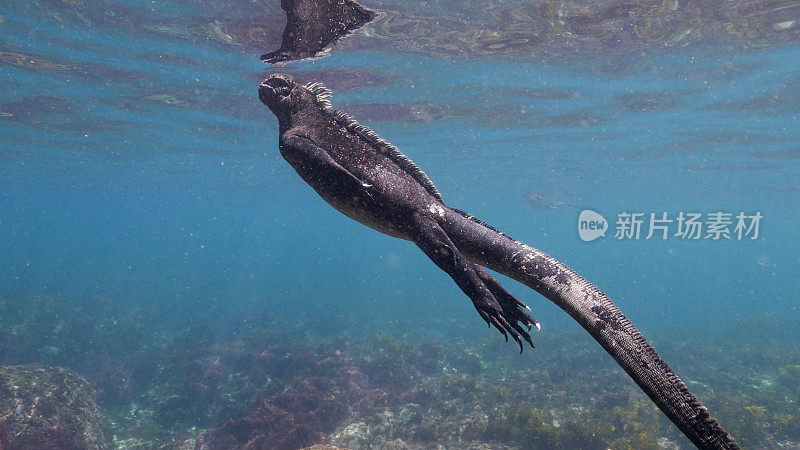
259,74 -> 318,120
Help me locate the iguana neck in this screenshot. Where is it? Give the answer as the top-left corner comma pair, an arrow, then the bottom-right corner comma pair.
280,109 -> 327,135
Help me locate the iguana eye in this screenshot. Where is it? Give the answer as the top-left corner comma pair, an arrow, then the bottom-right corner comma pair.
276,84 -> 291,97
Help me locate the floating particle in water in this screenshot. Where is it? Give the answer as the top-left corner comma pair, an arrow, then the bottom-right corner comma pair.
618,92 -> 683,112
288,67 -> 397,91
525,191 -> 579,210
343,102 -> 452,123
0,96 -> 76,124
756,254 -> 773,267
0,49 -> 77,71
144,93 -> 187,106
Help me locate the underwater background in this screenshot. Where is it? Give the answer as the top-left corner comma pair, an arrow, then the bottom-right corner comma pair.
1,0 -> 799,448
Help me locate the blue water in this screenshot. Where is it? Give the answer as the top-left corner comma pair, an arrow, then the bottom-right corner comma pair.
1,0 -> 799,447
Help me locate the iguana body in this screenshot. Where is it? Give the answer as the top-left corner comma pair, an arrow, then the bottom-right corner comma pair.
258,74 -> 738,449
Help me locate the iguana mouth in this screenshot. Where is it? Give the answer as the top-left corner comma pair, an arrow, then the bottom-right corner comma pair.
258,74 -> 294,107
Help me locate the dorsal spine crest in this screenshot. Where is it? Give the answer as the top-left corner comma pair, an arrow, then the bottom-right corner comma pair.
304,81 -> 443,201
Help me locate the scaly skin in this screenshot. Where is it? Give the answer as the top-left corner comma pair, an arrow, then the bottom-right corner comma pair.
258,74 -> 739,449
261,0 -> 375,64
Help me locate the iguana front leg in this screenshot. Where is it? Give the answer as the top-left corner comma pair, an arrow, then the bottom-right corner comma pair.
280,133 -> 373,191
410,212 -> 537,352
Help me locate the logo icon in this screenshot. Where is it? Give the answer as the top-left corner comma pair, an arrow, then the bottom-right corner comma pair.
578,210 -> 607,242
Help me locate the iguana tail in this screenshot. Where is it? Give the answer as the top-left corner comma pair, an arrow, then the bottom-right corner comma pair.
443,207 -> 739,449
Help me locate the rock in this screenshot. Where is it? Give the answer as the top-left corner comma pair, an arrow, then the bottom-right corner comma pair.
192,380 -> 348,450
0,364 -> 111,449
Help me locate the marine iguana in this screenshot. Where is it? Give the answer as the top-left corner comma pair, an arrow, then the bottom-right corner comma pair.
261,0 -> 375,64
258,74 -> 739,449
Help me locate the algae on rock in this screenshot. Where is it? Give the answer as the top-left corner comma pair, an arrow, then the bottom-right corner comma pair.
0,364 -> 111,449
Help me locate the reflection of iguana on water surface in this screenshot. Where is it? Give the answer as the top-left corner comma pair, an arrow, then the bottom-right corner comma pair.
261,0 -> 374,64
258,74 -> 739,449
